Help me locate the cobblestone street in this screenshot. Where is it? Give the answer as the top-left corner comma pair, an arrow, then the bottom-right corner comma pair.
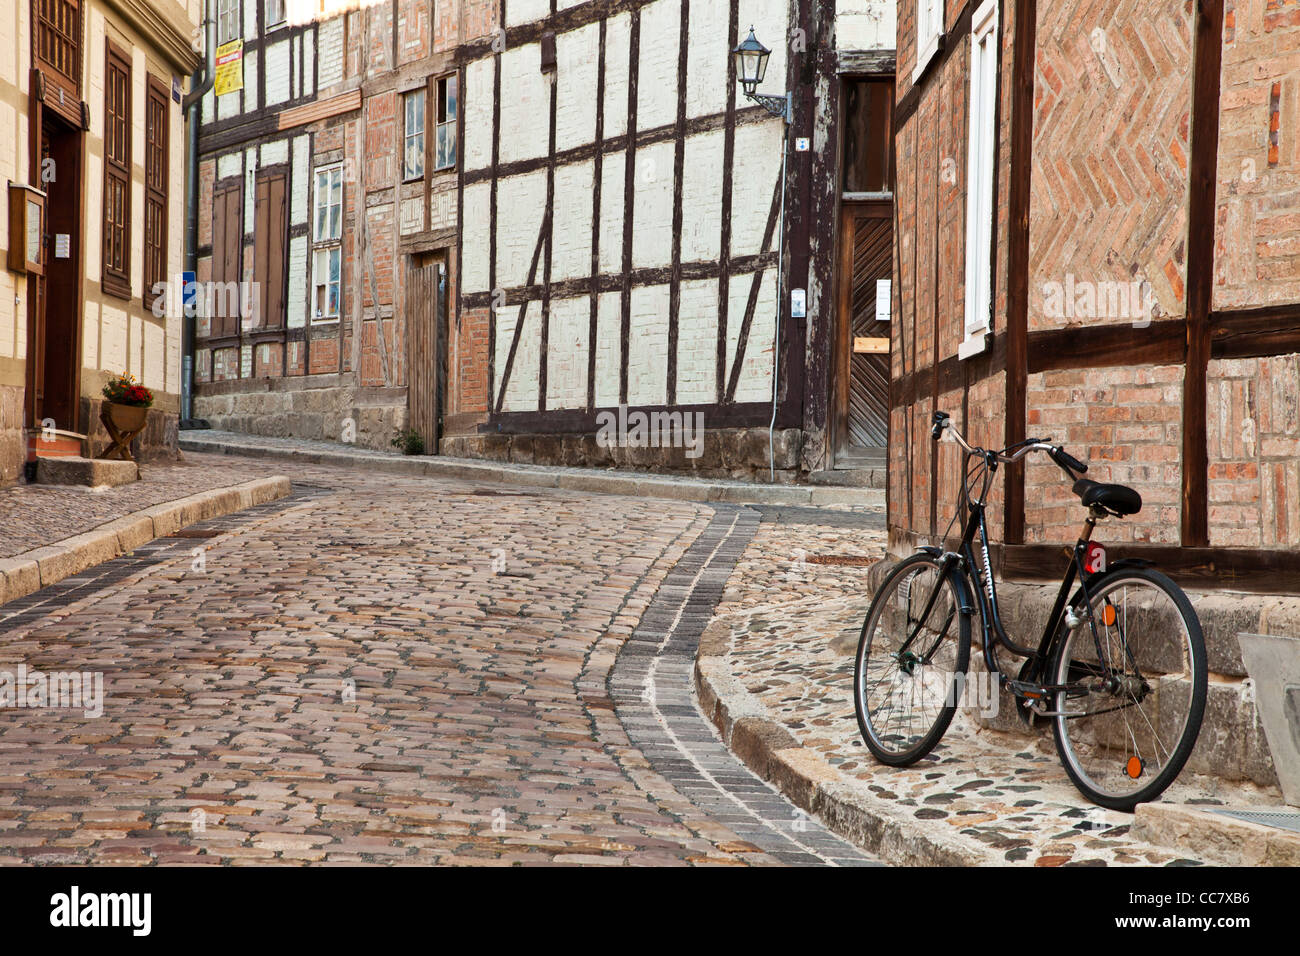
0,457 -> 874,866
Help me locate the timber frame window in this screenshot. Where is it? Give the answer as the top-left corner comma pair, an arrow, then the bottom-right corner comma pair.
264,0 -> 285,28
102,41 -> 132,299
217,0 -> 240,44
961,0 -> 998,359
144,77 -> 170,313
311,163 -> 343,322
914,0 -> 942,82
434,74 -> 457,171
403,88 -> 426,181
35,0 -> 83,95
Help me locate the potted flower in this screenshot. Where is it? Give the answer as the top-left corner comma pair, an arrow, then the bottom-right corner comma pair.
102,372 -> 154,433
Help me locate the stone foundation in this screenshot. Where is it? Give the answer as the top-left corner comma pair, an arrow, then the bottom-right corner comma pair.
866,558 -> 1294,790
0,385 -> 24,486
439,427 -> 806,482
193,375 -> 408,453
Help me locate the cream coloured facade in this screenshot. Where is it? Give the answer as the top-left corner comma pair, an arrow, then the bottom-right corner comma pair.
0,0 -> 201,483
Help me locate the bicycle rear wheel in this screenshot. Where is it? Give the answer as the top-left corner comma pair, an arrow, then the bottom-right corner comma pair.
854,553 -> 971,765
1050,567 -> 1206,810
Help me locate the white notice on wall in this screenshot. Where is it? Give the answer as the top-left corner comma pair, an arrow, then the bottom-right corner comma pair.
55,234 -> 71,259
876,279 -> 891,323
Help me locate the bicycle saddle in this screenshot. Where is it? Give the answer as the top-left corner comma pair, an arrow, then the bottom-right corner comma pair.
1072,478 -> 1142,516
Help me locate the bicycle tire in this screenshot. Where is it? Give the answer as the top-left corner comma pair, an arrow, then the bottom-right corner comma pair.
1050,566 -> 1207,811
854,552 -> 972,766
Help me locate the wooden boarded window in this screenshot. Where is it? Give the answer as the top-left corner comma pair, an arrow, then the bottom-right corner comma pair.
842,79 -> 894,195
36,0 -> 82,93
144,77 -> 170,313
102,42 -> 132,298
210,183 -> 243,338
253,171 -> 287,328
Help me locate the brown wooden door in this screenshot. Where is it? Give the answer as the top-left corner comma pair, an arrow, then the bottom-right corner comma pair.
253,171 -> 287,329
406,252 -> 447,453
834,201 -> 892,458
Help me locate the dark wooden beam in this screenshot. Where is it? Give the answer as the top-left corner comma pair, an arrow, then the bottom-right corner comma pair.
1026,319 -> 1186,373
1004,0 -> 1037,546
1182,0 -> 1224,548
1211,303 -> 1300,360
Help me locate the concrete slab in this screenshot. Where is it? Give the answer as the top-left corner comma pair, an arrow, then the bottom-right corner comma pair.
36,456 -> 138,488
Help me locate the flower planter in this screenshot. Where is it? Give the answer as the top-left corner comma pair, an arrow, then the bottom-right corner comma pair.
105,401 -> 149,433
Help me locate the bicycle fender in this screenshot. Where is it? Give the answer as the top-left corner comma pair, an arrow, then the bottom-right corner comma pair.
910,547 -> 974,616
1082,556 -> 1154,587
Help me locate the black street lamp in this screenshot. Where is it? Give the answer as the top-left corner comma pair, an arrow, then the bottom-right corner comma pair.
732,27 -> 790,122
732,26 -> 791,480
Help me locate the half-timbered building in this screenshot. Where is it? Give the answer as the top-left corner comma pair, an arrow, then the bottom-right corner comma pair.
891,0 -> 1300,787
191,0 -> 466,452
1,0 -> 201,483
443,0 -> 899,481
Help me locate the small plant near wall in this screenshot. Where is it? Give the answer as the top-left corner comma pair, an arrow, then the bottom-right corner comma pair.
390,428 -> 426,456
103,372 -> 155,408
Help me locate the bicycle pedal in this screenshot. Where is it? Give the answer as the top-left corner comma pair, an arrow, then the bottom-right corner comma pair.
1007,680 -> 1050,700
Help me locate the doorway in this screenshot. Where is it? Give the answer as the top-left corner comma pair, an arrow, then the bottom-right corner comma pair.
28,112 -> 84,436
832,77 -> 894,470
406,251 -> 448,454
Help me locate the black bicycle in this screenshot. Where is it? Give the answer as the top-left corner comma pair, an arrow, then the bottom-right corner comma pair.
853,411 -> 1206,810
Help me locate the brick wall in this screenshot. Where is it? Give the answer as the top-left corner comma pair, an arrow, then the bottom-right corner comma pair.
455,307 -> 491,415
1206,354 -> 1300,548
1214,0 -> 1300,309
1024,366 -> 1183,544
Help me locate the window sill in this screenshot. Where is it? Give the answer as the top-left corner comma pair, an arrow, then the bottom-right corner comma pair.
911,32 -> 944,85
310,317 -> 341,326
959,330 -> 990,360
102,276 -> 132,302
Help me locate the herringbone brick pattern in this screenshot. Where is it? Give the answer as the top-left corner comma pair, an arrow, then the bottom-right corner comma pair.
1029,1 -> 1193,331
1214,0 -> 1300,309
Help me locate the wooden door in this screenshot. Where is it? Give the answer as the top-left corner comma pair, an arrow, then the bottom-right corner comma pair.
253,171 -> 287,329
406,252 -> 446,453
834,201 -> 892,458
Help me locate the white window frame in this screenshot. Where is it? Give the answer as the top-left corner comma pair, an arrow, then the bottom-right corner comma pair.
434,74 -> 458,171
913,0 -> 943,83
311,163 -> 343,323
403,88 -> 426,181
960,0 -> 999,360
265,0 -> 286,30
217,0 -> 241,45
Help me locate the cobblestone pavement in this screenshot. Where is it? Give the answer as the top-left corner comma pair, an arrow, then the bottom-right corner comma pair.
710,519 -> 1283,866
0,453 -> 292,559
0,462 -> 875,866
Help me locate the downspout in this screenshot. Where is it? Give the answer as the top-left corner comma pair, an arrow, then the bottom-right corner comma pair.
181,3 -> 216,426
768,91 -> 792,482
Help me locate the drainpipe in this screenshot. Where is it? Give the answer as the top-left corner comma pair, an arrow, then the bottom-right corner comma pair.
181,3 -> 216,426
768,91 -> 792,482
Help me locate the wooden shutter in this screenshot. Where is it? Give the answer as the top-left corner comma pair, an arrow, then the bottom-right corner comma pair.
211,184 -> 242,339
143,77 -> 169,312
102,41 -> 132,298
253,172 -> 287,329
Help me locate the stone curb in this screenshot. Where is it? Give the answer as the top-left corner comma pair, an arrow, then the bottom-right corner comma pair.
1132,804 -> 1300,866
179,434 -> 885,508
692,652 -> 992,866
0,476 -> 291,607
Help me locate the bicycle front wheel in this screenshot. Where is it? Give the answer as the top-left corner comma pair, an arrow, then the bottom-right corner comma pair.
854,553 -> 971,766
1050,567 -> 1206,810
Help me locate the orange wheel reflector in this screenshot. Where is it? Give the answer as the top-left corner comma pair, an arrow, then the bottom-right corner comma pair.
1101,604 -> 1117,627
1126,756 -> 1144,779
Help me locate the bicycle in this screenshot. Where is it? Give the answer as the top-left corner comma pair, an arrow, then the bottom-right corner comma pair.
852,410 -> 1206,810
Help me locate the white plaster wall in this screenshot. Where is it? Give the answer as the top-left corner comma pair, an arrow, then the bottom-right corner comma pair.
494,303 -> 540,411
836,0 -> 896,51
317,18 -> 345,89
681,129 -> 724,263
631,140 -> 673,269
598,150 -> 625,274
636,0 -> 681,132
545,295 -> 589,409
499,44 -> 548,166
594,291 -> 622,406
602,14 -> 631,140
461,182 -> 491,294
730,120 -> 784,257
265,39 -> 291,106
495,171 -> 548,289
506,0 -> 551,28
556,22 -> 599,152
677,278 -> 718,405
727,271 -> 777,403
627,284 -> 669,405
552,161 -> 594,283
685,0 -> 728,119
463,57 -> 494,171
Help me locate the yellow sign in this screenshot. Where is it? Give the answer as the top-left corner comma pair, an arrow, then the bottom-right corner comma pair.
213,39 -> 244,97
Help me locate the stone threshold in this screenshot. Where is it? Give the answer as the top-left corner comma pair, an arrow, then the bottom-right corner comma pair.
0,476 -> 291,607
179,432 -> 886,509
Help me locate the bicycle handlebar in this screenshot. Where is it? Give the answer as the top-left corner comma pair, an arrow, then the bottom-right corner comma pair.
930,410 -> 1087,474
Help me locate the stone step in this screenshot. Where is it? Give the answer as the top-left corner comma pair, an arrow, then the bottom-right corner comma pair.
35,456 -> 138,488
27,430 -> 86,459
